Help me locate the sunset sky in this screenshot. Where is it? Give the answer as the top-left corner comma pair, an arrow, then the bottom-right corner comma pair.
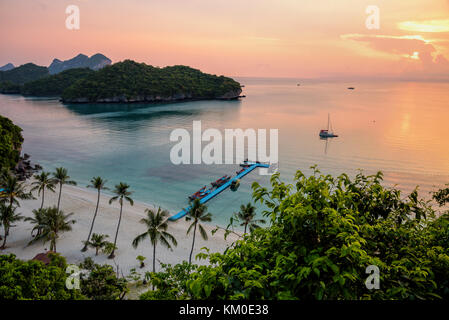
1,0 -> 449,79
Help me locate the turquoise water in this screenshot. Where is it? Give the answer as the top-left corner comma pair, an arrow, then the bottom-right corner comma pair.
1,78 -> 449,225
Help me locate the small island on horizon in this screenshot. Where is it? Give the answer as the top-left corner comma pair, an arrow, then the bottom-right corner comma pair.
0,54 -> 243,104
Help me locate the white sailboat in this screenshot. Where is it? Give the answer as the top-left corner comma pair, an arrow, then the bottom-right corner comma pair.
319,113 -> 338,138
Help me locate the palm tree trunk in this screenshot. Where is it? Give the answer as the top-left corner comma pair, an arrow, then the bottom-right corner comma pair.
57,183 -> 62,210
109,202 -> 123,259
51,236 -> 57,252
40,188 -> 45,209
153,242 -> 156,273
9,195 -> 13,213
82,189 -> 100,252
1,225 -> 8,249
244,223 -> 247,234
189,221 -> 198,265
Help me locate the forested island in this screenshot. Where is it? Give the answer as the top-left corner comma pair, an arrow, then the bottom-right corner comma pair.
0,59 -> 242,103
61,60 -> 242,103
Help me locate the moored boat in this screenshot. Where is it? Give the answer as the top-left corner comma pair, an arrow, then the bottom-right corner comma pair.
211,175 -> 230,187
188,185 -> 207,200
319,113 -> 338,138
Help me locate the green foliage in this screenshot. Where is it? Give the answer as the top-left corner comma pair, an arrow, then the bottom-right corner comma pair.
186,199 -> 212,265
79,258 -> 128,300
132,207 -> 178,272
433,184 -> 449,207
84,233 -> 110,256
0,203 -> 23,248
21,68 -> 94,96
102,241 -> 117,255
139,261 -> 197,300
28,206 -> 76,252
143,168 -> 449,300
0,115 -> 23,170
234,202 -> 266,234
61,60 -> 241,102
0,63 -> 49,86
0,253 -> 85,299
136,255 -> 146,268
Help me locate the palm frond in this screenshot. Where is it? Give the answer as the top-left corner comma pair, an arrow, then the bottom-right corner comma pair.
198,224 -> 208,240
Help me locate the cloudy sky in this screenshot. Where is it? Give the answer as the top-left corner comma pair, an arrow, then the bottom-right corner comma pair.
1,0 -> 448,79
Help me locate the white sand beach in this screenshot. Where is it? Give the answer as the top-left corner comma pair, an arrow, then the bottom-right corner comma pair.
1,183 -> 239,275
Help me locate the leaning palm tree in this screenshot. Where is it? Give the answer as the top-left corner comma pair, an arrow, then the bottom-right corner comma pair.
0,172 -> 33,210
25,208 -> 47,237
84,233 -> 109,256
82,177 -> 108,252
132,207 -> 178,272
235,203 -> 266,234
186,199 -> 212,265
108,182 -> 133,259
52,167 -> 77,210
28,206 -> 76,252
31,171 -> 56,210
0,203 -> 23,249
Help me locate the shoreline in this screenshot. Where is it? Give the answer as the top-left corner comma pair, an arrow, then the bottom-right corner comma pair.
1,182 -> 240,275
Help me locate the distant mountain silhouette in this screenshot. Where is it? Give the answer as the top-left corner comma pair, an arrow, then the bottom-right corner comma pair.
48,53 -> 111,74
0,63 -> 15,71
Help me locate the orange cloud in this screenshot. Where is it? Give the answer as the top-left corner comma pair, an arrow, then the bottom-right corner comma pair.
398,19 -> 449,33
342,34 -> 449,79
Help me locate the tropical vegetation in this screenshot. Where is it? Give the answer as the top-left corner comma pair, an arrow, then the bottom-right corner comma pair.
0,253 -> 84,299
61,60 -> 241,102
132,207 -> 178,272
185,198 -> 212,265
82,176 -> 108,252
108,182 -> 134,258
0,115 -> 23,170
21,68 -> 94,96
141,168 -> 449,300
52,167 -> 77,210
28,206 -> 76,252
31,171 -> 56,209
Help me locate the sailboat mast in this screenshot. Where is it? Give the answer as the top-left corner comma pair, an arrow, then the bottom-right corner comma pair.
327,113 -> 330,131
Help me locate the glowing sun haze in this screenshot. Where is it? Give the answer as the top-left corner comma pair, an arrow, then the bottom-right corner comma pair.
1,0 -> 449,79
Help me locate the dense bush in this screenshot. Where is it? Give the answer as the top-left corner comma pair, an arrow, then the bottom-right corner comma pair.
139,261 -> 197,300
0,253 -> 85,299
0,115 -> 23,170
78,257 -> 128,300
141,168 -> 449,300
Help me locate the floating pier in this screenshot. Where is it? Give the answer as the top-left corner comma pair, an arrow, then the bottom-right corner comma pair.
168,162 -> 270,221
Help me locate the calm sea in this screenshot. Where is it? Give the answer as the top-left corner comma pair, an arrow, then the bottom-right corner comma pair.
1,78 -> 449,226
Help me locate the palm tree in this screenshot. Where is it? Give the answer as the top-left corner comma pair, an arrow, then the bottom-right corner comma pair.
108,182 -> 133,259
25,208 -> 46,237
52,167 -> 77,210
235,203 -> 266,234
82,177 -> 108,252
0,203 -> 23,249
0,172 -> 33,209
186,199 -> 212,265
132,207 -> 178,272
28,206 -> 76,252
31,172 -> 56,210
84,233 -> 109,256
